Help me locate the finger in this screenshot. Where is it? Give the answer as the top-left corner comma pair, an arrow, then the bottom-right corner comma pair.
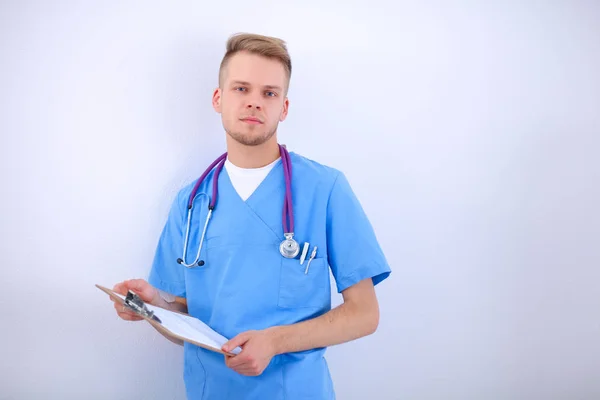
230,361 -> 252,372
125,279 -> 151,294
114,280 -> 146,295
124,279 -> 146,291
113,302 -> 142,319
116,307 -> 143,321
113,302 -> 128,314
113,282 -> 127,295
224,355 -> 233,368
222,332 -> 250,353
115,304 -> 142,320
224,352 -> 243,368
227,353 -> 254,369
234,366 -> 258,376
118,312 -> 143,321
126,279 -> 157,302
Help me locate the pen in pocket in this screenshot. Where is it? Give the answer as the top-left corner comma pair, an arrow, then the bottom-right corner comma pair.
304,246 -> 317,275
299,242 -> 310,265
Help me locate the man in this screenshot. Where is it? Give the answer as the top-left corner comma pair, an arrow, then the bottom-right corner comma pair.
113,32 -> 391,399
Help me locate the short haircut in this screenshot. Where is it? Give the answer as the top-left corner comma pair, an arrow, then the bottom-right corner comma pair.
218,32 -> 292,92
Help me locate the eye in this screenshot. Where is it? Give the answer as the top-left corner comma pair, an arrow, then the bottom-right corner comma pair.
235,87 -> 247,92
265,91 -> 277,97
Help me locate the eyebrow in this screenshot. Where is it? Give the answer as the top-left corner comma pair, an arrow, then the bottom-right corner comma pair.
231,80 -> 283,91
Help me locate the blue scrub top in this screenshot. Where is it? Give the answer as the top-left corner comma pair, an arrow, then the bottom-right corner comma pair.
149,152 -> 391,399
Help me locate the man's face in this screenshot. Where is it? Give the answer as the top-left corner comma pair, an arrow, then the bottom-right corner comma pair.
213,51 -> 289,146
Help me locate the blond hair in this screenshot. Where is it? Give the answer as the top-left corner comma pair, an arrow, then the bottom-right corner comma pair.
218,33 -> 292,91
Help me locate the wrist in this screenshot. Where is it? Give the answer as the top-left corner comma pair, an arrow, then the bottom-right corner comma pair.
150,290 -> 170,309
267,325 -> 286,356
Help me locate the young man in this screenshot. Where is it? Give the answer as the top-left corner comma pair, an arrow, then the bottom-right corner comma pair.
113,33 -> 391,399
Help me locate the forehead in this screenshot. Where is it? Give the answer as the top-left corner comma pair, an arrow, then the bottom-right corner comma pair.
222,51 -> 287,87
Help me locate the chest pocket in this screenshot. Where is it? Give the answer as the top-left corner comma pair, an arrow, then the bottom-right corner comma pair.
277,257 -> 331,309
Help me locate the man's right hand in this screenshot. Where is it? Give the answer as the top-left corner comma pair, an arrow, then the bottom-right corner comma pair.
112,279 -> 161,322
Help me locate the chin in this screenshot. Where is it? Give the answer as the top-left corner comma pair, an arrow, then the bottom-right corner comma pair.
228,132 -> 269,147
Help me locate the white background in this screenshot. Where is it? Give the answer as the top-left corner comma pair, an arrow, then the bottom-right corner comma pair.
1,1 -> 599,399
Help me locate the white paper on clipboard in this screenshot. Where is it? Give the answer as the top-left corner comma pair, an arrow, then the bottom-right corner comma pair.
98,285 -> 242,355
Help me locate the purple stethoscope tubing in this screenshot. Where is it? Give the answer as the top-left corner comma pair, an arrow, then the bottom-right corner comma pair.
177,144 -> 298,268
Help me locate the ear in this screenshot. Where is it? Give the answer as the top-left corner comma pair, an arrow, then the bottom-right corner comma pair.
212,88 -> 222,113
279,97 -> 289,122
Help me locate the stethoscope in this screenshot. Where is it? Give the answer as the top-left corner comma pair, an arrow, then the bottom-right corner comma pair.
176,144 -> 299,268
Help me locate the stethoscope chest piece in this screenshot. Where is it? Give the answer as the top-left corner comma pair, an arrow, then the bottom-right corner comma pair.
280,233 -> 300,258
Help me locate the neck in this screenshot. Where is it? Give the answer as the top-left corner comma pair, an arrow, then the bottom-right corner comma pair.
225,136 -> 281,168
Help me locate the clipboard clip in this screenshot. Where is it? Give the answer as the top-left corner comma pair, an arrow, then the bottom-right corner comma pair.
124,290 -> 161,323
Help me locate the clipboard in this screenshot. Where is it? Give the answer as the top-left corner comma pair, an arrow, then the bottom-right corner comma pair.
96,284 -> 240,356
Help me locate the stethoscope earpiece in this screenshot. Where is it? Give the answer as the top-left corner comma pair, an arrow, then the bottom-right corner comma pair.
178,258 -> 205,266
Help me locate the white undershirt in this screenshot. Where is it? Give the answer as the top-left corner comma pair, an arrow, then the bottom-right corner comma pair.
224,157 -> 280,201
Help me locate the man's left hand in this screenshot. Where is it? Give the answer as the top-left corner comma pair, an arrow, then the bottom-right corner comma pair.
222,329 -> 277,376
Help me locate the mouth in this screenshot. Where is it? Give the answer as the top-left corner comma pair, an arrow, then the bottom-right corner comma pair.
240,116 -> 263,124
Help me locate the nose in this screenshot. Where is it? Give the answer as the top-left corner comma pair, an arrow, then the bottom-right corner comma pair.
246,96 -> 262,110
246,103 -> 261,110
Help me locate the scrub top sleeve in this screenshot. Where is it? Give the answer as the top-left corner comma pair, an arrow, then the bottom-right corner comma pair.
148,190 -> 187,298
326,171 -> 391,293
